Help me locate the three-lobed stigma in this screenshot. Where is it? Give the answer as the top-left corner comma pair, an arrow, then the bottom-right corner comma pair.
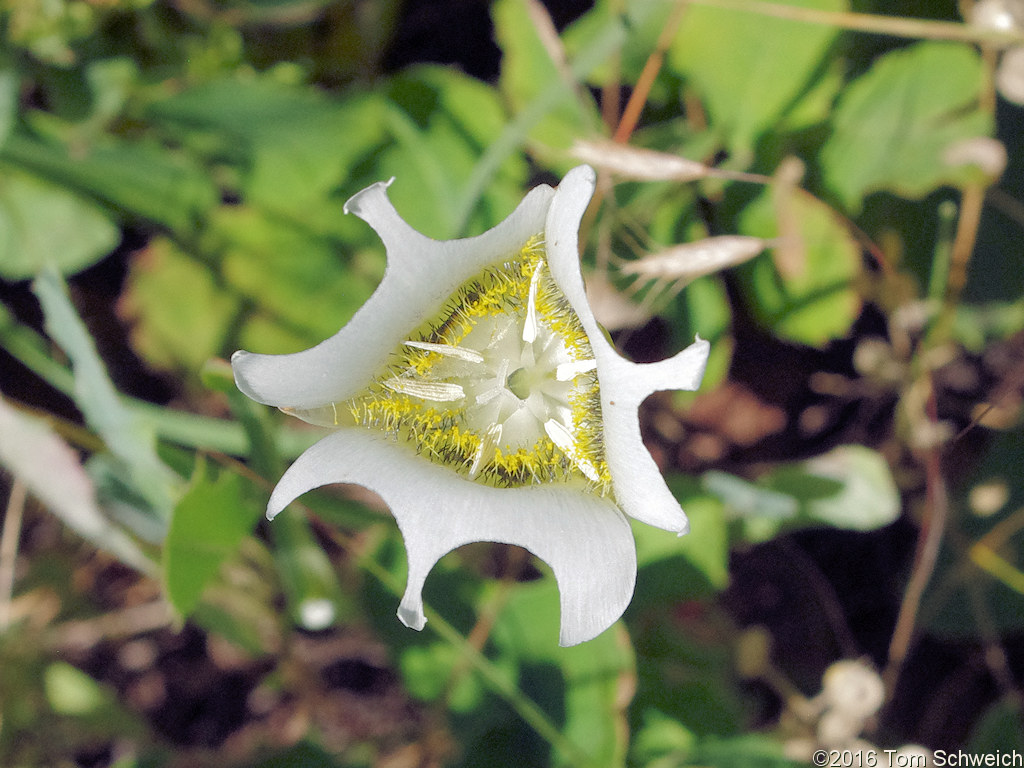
344,235 -> 612,494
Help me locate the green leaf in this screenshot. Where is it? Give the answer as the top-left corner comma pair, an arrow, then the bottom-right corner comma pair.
44,663 -> 113,717
493,0 -> 599,156
215,205 -> 382,350
380,66 -> 529,238
1,131 -> 218,232
704,445 -> 900,542
767,445 -> 900,530
737,188 -> 861,347
635,480 -> 729,602
821,41 -> 992,212
491,578 -> 636,768
147,79 -> 386,214
163,463 -> 258,617
668,0 -> 845,154
120,236 -> 241,372
0,68 -> 16,149
32,269 -> 180,521
0,166 -> 119,279
689,734 -> 805,768
0,395 -> 152,572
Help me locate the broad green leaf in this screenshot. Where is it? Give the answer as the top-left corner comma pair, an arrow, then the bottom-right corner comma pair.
821,41 -> 992,212
32,269 -> 180,521
120,236 -> 241,372
163,464 -> 258,617
493,0 -> 600,155
1,131 -> 218,232
0,165 -> 119,279
454,8 -> 622,231
215,205 -> 382,350
189,540 -> 285,657
0,69 -> 16,149
379,65 -> 529,238
147,79 -> 386,214
565,0 -> 676,102
688,734 -> 805,767
766,445 -> 900,530
673,274 -> 733,392
704,445 -> 900,542
492,578 -> 635,768
631,709 -> 698,768
635,480 -> 729,602
399,640 -> 494,713
44,663 -> 113,717
737,188 -> 860,346
0,395 -> 152,572
668,0 -> 845,154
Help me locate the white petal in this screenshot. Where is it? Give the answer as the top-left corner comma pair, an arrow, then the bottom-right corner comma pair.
267,430 -> 637,646
545,166 -> 710,534
233,181 -> 556,410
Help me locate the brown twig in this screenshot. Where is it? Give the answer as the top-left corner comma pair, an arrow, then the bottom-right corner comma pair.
613,0 -> 690,143
883,383 -> 949,695
0,480 -> 27,633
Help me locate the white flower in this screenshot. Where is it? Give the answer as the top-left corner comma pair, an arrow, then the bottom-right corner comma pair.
232,165 -> 710,646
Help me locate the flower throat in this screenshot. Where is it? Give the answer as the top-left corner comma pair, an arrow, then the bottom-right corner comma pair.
343,235 -> 612,494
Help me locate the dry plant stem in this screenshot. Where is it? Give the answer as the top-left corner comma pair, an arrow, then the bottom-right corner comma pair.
613,0 -> 689,143
0,480 -> 27,632
524,0 -> 599,128
883,384 -> 949,695
601,0 -> 624,131
687,0 -> 1024,47
946,184 -> 985,314
48,600 -> 173,651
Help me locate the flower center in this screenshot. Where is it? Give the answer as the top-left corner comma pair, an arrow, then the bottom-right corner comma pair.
339,236 -> 611,493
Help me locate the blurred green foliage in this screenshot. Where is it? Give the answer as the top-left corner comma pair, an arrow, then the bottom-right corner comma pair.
2,0 -> 1024,766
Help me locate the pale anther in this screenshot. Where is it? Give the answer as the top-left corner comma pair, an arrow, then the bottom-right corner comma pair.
555,359 -> 597,381
544,418 -> 601,483
522,259 -> 544,343
469,422 -> 503,479
383,378 -> 465,402
404,340 -> 485,364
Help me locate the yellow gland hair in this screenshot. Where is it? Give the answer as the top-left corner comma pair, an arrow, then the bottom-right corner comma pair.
345,235 -> 613,495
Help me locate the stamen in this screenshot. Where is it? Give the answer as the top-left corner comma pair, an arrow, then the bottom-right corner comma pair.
347,240 -> 611,494
544,418 -> 601,483
469,422 -> 502,479
521,259 -> 544,343
383,378 -> 465,402
555,359 -> 597,381
404,340 -> 484,364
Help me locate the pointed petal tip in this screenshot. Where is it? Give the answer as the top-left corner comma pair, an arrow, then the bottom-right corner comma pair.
343,177 -> 395,216
397,604 -> 427,632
